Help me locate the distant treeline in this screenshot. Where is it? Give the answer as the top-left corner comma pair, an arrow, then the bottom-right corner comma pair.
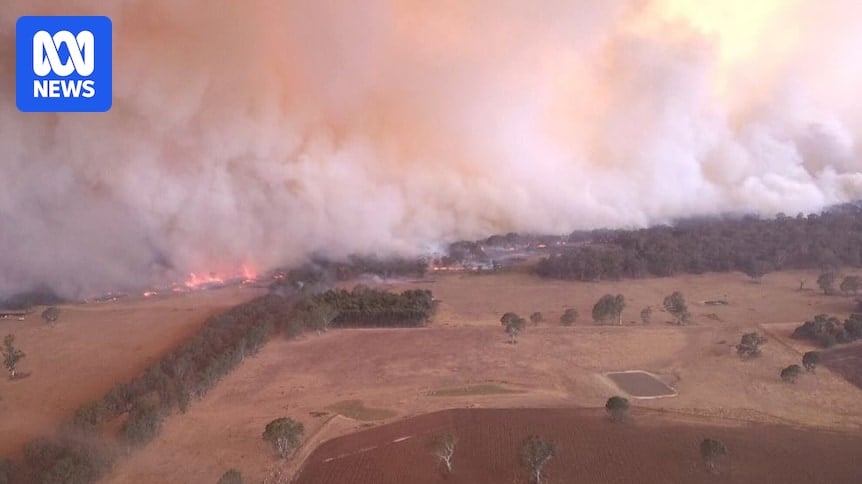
10,295 -> 293,484
0,286 -> 66,310
311,287 -> 435,327
536,206 -> 862,281
270,255 -> 428,292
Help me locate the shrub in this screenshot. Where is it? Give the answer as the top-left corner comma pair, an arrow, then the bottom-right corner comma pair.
559,308 -> 578,326
780,364 -> 803,383
217,469 -> 243,484
802,351 -> 820,371
737,332 -> 766,358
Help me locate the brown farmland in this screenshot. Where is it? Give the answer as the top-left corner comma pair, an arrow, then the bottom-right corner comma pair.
295,407 -> 862,484
101,270 -> 862,483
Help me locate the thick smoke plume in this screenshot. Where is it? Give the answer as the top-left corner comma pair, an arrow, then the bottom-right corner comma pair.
1,0 -> 861,297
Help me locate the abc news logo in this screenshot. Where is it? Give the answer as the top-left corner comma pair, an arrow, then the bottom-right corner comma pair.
16,16 -> 112,112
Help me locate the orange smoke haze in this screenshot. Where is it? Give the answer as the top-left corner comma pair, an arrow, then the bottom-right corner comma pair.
1,1 -> 861,297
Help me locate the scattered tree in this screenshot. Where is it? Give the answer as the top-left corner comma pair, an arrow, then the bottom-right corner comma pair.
303,302 -> 339,333
802,351 -> 820,372
41,306 -> 60,325
217,469 -> 243,484
817,272 -> 836,295
662,292 -> 689,325
262,417 -> 304,458
781,364 -> 803,383
792,314 -> 861,348
605,396 -> 630,422
2,334 -> 25,379
501,313 -> 527,344
520,435 -> 557,484
640,306 -> 653,324
700,438 -> 727,472
559,308 -> 578,326
529,312 -> 544,326
592,294 -> 625,325
840,275 -> 861,295
743,259 -> 771,282
429,433 -> 457,475
736,332 -> 766,358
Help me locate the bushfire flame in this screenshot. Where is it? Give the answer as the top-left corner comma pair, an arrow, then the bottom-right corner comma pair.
181,264 -> 259,290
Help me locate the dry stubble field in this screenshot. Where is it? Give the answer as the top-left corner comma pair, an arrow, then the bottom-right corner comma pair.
0,287 -> 263,458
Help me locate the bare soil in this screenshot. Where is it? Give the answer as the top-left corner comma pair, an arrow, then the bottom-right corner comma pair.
295,407 -> 862,484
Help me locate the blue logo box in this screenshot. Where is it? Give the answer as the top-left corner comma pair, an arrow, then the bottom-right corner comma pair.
16,16 -> 112,112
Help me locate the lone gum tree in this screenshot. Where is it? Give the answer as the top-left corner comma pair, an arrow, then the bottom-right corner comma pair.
662,292 -> 689,325
501,312 -> 527,344
262,417 -> 304,459
592,294 -> 625,325
520,435 -> 556,484
700,438 -> 727,473
429,433 -> 457,475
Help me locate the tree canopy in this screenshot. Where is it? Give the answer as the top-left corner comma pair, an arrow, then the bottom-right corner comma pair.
592,294 -> 625,325
520,435 -> 557,484
605,396 -> 630,422
536,207 -> 862,282
501,313 -> 527,344
737,332 -> 766,358
560,308 -> 578,326
262,417 -> 304,458
662,292 -> 689,324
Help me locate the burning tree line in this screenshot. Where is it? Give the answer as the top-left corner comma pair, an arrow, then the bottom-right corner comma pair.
3,286 -> 434,483
536,205 -> 862,281
270,255 -> 428,291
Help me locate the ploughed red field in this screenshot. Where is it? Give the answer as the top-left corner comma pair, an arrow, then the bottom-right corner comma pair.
294,408 -> 862,484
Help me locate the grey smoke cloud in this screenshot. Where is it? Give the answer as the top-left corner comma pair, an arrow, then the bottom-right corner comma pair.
1,0 -> 861,297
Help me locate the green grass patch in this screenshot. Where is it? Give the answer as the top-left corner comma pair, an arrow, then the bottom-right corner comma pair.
325,400 -> 397,421
428,384 -> 524,397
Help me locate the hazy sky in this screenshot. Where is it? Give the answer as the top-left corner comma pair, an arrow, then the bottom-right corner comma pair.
1,0 -> 861,297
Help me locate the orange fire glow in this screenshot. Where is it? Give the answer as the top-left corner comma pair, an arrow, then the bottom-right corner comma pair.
181,264 -> 259,289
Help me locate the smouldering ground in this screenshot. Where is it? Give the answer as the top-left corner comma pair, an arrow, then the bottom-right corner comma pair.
99,270 -> 862,483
